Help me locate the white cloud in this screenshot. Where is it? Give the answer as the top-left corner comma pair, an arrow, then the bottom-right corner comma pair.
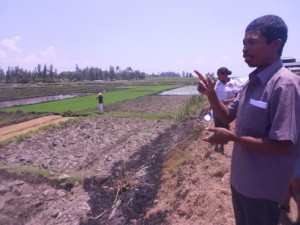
1,36 -> 22,53
1,46 -> 59,71
21,47 -> 76,72
0,49 -> 7,58
0,42 -> 77,72
40,46 -> 56,59
24,54 -> 39,63
19,47 -> 57,68
19,50 -> 54,69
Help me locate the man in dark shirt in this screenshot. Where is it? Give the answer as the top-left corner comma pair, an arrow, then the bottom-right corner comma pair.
195,15 -> 300,225
96,93 -> 104,112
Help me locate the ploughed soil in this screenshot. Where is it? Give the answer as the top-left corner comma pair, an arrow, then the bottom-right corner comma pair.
0,95 -> 296,225
0,115 -> 71,142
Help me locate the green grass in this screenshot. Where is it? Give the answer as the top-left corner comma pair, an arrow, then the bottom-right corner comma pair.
0,163 -> 51,177
1,84 -> 181,113
65,174 -> 84,184
175,95 -> 206,122
108,111 -> 175,120
0,77 -> 198,102
0,162 -> 84,184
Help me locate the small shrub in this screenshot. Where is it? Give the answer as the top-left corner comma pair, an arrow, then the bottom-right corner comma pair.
16,134 -> 29,142
175,96 -> 206,122
11,165 -> 50,177
62,110 -> 74,117
65,174 -> 84,184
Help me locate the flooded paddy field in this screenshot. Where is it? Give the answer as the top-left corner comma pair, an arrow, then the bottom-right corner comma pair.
0,94 -> 86,108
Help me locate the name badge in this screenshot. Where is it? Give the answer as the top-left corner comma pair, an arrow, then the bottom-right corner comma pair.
250,99 -> 268,109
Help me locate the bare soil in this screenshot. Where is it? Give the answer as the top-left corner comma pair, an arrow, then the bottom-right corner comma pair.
0,115 -> 71,142
0,95 -> 296,225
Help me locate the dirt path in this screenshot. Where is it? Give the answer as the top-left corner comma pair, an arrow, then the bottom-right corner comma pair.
0,115 -> 71,142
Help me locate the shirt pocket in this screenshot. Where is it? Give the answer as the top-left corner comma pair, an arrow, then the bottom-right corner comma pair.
240,101 -> 270,136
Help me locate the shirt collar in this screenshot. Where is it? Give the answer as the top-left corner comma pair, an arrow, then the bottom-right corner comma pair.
248,58 -> 283,85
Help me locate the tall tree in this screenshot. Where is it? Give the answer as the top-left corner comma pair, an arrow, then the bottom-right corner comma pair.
49,64 -> 54,82
109,66 -> 115,80
36,64 -> 42,82
0,68 -> 5,83
43,64 -> 47,82
5,67 -> 12,83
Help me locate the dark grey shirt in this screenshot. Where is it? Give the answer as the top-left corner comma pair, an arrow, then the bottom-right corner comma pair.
228,58 -> 300,203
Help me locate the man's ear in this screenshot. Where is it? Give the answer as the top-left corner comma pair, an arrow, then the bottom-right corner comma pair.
272,39 -> 283,52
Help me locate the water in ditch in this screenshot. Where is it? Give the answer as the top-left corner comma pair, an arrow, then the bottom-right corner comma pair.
0,94 -> 85,108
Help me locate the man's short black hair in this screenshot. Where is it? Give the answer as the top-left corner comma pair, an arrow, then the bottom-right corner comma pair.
246,15 -> 288,56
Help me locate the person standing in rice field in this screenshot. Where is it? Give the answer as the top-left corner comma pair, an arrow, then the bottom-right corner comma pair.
96,92 -> 104,112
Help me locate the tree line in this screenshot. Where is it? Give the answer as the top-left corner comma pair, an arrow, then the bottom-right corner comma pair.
0,64 -> 193,84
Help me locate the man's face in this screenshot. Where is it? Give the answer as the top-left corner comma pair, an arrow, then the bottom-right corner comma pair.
242,30 -> 279,70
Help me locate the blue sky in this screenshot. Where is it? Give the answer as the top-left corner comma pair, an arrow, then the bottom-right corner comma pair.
0,0 -> 299,77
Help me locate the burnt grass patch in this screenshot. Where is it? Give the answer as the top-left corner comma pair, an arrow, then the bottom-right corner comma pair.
81,121 -> 198,225
81,124 -> 179,224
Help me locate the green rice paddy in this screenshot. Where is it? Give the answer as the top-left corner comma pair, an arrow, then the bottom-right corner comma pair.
1,85 -> 181,113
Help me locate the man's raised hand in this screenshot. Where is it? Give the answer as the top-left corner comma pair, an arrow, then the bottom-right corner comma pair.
194,70 -> 214,96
